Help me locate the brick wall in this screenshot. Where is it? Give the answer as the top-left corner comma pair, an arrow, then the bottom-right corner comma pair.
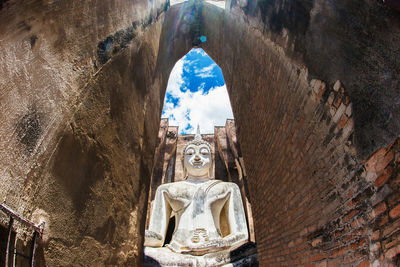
233,75 -> 400,266
197,3 -> 400,264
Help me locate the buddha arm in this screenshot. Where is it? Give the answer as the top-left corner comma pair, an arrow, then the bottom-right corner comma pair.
144,186 -> 171,247
224,183 -> 248,247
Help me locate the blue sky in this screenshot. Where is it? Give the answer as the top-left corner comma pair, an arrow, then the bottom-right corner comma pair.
162,48 -> 233,134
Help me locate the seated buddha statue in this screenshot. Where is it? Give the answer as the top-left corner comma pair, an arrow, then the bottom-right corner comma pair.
144,127 -> 249,267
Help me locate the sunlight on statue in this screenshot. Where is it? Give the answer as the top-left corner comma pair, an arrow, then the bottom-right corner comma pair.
144,126 -> 248,266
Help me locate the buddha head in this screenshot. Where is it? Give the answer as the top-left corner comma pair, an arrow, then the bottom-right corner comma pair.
182,126 -> 213,179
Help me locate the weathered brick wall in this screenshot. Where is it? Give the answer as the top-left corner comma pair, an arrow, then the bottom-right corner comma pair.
231,74 -> 400,266
197,2 -> 400,265
240,73 -> 398,266
1,0 -> 399,265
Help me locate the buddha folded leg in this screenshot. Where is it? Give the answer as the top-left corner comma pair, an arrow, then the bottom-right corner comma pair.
144,247 -> 200,267
144,246 -> 244,267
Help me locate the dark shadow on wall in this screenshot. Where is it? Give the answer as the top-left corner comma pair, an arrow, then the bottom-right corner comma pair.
229,242 -> 259,266
143,255 -> 162,267
52,131 -> 109,214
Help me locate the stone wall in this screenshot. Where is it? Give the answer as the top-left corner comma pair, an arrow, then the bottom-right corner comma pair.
0,0 -> 167,265
1,0 -> 400,265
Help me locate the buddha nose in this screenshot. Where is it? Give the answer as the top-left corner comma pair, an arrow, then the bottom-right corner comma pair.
194,154 -> 201,161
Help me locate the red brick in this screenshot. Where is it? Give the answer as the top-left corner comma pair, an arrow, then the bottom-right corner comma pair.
347,189 -> 353,199
350,217 -> 366,229
316,261 -> 327,267
376,150 -> 394,173
356,260 -> 370,267
382,218 -> 400,238
385,244 -> 400,259
344,96 -> 350,105
378,214 -> 389,227
311,254 -> 326,262
331,247 -> 347,258
317,90 -> 324,99
384,239 -> 399,249
328,259 -> 344,267
343,209 -> 360,222
372,230 -> 380,241
350,239 -> 366,250
389,203 -> 400,219
333,96 -> 342,108
365,148 -> 387,172
372,202 -> 387,218
374,166 -> 392,187
347,200 -> 355,208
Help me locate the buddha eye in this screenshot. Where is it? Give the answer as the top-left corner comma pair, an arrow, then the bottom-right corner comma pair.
186,148 -> 195,155
200,148 -> 209,155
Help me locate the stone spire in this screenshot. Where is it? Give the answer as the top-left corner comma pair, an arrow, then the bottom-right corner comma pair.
194,124 -> 202,141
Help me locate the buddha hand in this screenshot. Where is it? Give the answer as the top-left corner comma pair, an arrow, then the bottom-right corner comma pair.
184,238 -> 230,254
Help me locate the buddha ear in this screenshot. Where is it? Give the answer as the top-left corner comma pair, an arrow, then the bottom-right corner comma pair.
210,153 -> 214,179
181,155 -> 187,179
183,166 -> 188,179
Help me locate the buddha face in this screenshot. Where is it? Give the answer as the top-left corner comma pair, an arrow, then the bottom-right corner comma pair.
184,143 -> 212,178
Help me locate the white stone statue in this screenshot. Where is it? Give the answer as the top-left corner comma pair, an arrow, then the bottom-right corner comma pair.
144,126 -> 248,267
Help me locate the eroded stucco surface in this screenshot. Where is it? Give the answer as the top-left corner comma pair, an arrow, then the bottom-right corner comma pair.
1,0 -> 400,265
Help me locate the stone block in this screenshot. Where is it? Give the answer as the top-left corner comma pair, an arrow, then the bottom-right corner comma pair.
333,80 -> 341,92
346,103 -> 353,117
327,92 -> 335,105
333,103 -> 346,123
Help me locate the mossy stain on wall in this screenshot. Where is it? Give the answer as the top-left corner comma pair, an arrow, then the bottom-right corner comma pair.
16,108 -> 42,154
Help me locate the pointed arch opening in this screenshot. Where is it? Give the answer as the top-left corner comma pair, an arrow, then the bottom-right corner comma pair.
161,48 -> 233,134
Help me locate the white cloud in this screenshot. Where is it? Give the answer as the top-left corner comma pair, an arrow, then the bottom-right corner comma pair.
162,58 -> 233,134
163,85 -> 233,134
194,63 -> 217,78
165,58 -> 186,97
191,49 -> 207,56
170,0 -> 188,6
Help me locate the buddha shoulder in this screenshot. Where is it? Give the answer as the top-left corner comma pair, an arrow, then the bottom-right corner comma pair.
212,180 -> 240,191
155,181 -> 193,195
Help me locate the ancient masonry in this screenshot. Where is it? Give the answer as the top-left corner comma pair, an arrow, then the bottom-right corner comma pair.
0,0 -> 400,266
